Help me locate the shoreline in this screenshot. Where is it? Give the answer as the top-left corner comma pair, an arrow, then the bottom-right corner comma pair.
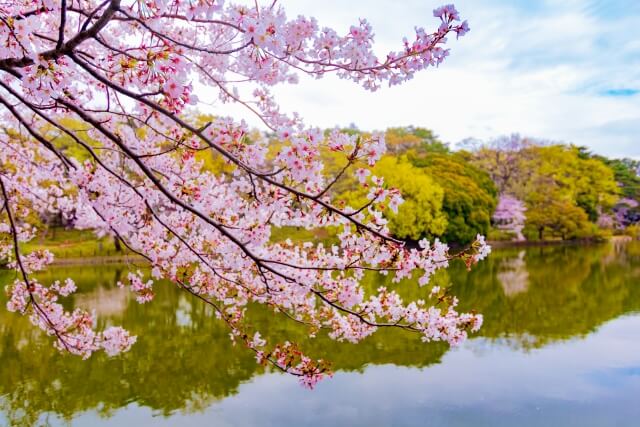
489,235 -> 633,248
486,238 -> 610,249
49,255 -> 147,266
40,237 -> 633,266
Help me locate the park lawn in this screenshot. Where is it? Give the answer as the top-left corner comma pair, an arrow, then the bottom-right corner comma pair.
18,226 -> 337,261
21,228 -> 127,259
270,226 -> 339,245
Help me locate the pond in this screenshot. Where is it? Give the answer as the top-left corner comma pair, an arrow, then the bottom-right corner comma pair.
1,242 -> 640,426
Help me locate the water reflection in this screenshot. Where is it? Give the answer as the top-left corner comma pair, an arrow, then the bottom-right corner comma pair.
497,250 -> 529,297
1,242 -> 639,426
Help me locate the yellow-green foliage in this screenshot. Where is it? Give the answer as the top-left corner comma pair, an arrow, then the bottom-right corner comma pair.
409,150 -> 497,244
522,145 -> 619,220
20,229 -> 125,259
341,156 -> 447,240
43,117 -> 98,161
624,224 -> 640,239
524,197 -> 591,240
518,145 -> 619,240
472,143 -> 620,240
384,127 -> 446,154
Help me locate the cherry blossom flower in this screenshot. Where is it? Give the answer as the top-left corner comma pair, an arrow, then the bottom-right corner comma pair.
0,0 -> 484,385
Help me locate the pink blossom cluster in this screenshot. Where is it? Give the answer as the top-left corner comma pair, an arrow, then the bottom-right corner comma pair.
118,270 -> 155,304
493,194 -> 527,241
8,249 -> 54,273
251,339 -> 330,389
6,277 -> 135,358
0,0 -> 486,384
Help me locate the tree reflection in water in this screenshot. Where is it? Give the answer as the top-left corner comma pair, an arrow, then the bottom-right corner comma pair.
497,250 -> 529,297
1,242 -> 640,426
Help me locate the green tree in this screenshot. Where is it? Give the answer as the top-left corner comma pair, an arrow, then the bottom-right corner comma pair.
384,126 -> 447,154
340,156 -> 448,241
524,193 -> 592,240
595,157 -> 640,200
471,140 -> 619,239
409,149 -> 498,244
524,145 -> 618,222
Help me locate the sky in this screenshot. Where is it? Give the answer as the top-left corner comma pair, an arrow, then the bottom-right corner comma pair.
213,0 -> 640,158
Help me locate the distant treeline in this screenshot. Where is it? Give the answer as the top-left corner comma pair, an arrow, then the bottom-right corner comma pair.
49,116 -> 640,246
322,127 -> 640,244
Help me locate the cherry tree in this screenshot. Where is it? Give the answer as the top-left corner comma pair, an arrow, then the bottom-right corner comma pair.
0,0 -> 487,387
493,194 -> 527,241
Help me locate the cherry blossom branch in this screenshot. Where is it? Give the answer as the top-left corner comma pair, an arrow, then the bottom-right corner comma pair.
0,174 -> 73,352
67,53 -> 404,244
56,0 -> 67,51
0,0 -> 120,71
0,1 -> 484,384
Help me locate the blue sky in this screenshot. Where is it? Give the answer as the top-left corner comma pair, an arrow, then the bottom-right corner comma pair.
221,1 -> 640,158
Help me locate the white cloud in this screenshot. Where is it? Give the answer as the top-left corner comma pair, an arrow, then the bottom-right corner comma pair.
208,0 -> 640,157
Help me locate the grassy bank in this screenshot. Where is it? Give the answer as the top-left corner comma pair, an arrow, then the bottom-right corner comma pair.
14,226 -> 333,266
10,226 -> 626,267
21,229 -> 128,259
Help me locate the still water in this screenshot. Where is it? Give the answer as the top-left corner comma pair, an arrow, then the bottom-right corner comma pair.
1,242 -> 640,426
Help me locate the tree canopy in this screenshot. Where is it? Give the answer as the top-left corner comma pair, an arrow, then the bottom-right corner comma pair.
340,155 -> 448,241
471,138 -> 620,241
409,148 -> 497,244
334,127 -> 498,245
